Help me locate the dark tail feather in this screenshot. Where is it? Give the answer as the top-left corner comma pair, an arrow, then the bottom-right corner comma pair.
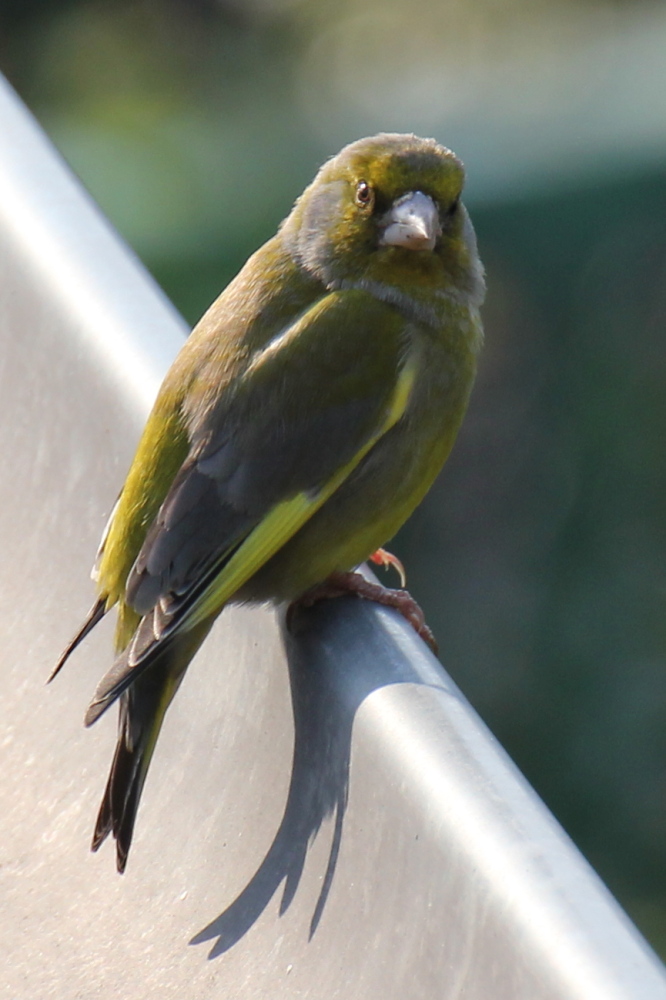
89,620 -> 213,872
91,664 -> 176,873
49,597 -> 107,683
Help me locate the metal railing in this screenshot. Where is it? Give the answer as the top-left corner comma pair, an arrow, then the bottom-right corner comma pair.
0,75 -> 664,999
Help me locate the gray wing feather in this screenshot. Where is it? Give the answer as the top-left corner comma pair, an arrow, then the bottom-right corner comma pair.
125,290 -> 404,620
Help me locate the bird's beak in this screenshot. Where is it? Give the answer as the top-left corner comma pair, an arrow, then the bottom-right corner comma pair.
380,191 -> 441,252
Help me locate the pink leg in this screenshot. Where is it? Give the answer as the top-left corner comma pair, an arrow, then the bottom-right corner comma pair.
292,571 -> 438,654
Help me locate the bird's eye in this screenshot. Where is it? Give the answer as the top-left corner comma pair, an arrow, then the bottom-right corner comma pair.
355,180 -> 374,209
448,196 -> 460,215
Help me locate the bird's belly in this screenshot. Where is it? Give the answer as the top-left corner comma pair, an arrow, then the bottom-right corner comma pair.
238,365 -> 472,603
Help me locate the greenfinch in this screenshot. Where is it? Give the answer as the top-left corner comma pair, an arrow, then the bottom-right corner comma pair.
53,133 -> 485,871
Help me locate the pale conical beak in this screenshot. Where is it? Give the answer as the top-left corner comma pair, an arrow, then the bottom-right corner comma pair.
380,190 -> 441,251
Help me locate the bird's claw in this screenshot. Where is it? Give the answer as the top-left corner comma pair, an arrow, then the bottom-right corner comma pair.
369,547 -> 407,588
290,570 -> 438,654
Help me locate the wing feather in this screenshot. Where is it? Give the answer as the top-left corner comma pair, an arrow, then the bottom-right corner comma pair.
86,290 -> 416,716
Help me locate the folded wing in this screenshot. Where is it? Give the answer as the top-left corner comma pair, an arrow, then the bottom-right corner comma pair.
87,288 -> 414,721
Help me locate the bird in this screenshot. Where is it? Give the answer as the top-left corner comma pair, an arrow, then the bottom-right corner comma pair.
52,132 -> 485,872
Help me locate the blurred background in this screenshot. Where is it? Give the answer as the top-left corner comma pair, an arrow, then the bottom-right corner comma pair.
2,0 -> 666,957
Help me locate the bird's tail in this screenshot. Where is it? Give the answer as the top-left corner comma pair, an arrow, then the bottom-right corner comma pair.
91,621 -> 212,872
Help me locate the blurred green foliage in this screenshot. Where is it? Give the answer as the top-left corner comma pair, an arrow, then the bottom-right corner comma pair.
3,0 -> 666,958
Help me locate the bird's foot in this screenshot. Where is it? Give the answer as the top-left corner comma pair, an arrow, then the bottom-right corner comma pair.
291,570 -> 437,653
369,547 -> 407,587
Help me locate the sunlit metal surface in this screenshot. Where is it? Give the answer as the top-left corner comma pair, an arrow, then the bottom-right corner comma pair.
0,76 -> 664,999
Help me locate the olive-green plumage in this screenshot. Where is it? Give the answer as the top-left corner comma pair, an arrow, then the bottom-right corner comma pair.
54,132 -> 485,871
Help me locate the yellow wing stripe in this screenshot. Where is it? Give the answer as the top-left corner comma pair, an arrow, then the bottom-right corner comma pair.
184,355 -> 417,630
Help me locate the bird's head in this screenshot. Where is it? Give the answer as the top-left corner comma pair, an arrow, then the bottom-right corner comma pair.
281,132 -> 484,306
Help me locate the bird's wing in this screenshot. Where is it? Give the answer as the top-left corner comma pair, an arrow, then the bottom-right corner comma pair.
87,288 -> 416,721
